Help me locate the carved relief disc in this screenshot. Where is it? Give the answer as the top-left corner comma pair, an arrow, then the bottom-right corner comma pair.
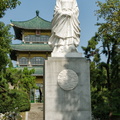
58,69 -> 78,90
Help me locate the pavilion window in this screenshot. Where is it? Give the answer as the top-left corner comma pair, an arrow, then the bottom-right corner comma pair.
24,36 -> 30,42
24,35 -> 49,43
19,57 -> 28,65
31,57 -> 44,65
40,35 -> 49,42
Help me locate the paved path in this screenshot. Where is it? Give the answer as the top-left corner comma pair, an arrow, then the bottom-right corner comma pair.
28,103 -> 43,120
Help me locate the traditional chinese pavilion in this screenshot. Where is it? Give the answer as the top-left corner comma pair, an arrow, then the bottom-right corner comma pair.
10,11 -> 52,103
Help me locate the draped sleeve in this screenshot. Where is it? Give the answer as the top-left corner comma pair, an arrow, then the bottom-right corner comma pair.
48,0 -> 80,50
72,0 -> 79,17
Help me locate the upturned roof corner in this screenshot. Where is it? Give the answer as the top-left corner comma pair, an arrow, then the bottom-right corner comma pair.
10,11 -> 51,30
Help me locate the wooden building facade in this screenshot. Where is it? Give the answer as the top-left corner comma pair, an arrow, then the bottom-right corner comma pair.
10,11 -> 52,103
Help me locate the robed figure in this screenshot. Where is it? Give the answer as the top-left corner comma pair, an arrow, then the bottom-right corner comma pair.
48,0 -> 80,53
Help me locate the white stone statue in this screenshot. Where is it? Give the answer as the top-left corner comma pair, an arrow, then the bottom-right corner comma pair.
48,0 -> 80,53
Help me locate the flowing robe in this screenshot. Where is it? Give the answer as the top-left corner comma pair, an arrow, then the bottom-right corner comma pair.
48,0 -> 80,52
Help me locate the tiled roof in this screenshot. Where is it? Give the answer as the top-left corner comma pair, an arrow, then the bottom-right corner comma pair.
11,43 -> 52,52
11,15 -> 51,30
10,11 -> 51,40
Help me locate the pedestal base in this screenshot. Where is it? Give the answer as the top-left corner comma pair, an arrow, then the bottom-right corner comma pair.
51,52 -> 82,57
44,57 -> 91,120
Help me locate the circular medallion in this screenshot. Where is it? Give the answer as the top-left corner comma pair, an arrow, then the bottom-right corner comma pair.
58,69 -> 78,90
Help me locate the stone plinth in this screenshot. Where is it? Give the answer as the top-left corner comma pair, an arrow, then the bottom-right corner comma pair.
44,57 -> 91,120
51,52 -> 82,57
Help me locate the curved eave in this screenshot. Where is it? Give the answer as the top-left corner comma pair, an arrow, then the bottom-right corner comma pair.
11,49 -> 52,52
10,44 -> 52,52
11,16 -> 51,30
10,44 -> 52,60
12,25 -> 51,30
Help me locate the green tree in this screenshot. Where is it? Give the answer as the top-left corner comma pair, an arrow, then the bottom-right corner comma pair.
0,0 -> 21,18
0,0 -> 20,72
82,0 -> 120,119
0,22 -> 12,72
6,67 -> 36,95
0,67 -> 36,113
0,0 -> 37,115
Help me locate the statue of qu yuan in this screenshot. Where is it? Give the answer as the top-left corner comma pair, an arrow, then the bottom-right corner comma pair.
48,0 -> 80,53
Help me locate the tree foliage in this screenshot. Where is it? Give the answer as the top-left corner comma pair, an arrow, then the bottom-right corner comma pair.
0,0 -> 21,18
6,67 -> 36,94
0,67 -> 36,113
82,0 -> 120,119
0,0 -> 37,114
0,22 -> 12,71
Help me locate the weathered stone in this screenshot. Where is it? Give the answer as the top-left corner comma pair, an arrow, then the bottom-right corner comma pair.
44,57 -> 91,120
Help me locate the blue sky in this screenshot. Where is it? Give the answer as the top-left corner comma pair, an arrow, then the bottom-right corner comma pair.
1,0 -> 105,53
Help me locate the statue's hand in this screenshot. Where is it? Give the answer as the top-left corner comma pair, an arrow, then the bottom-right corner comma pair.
63,11 -> 72,17
67,11 -> 72,16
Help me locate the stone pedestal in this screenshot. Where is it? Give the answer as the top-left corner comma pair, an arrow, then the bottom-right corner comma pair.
44,57 -> 91,120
